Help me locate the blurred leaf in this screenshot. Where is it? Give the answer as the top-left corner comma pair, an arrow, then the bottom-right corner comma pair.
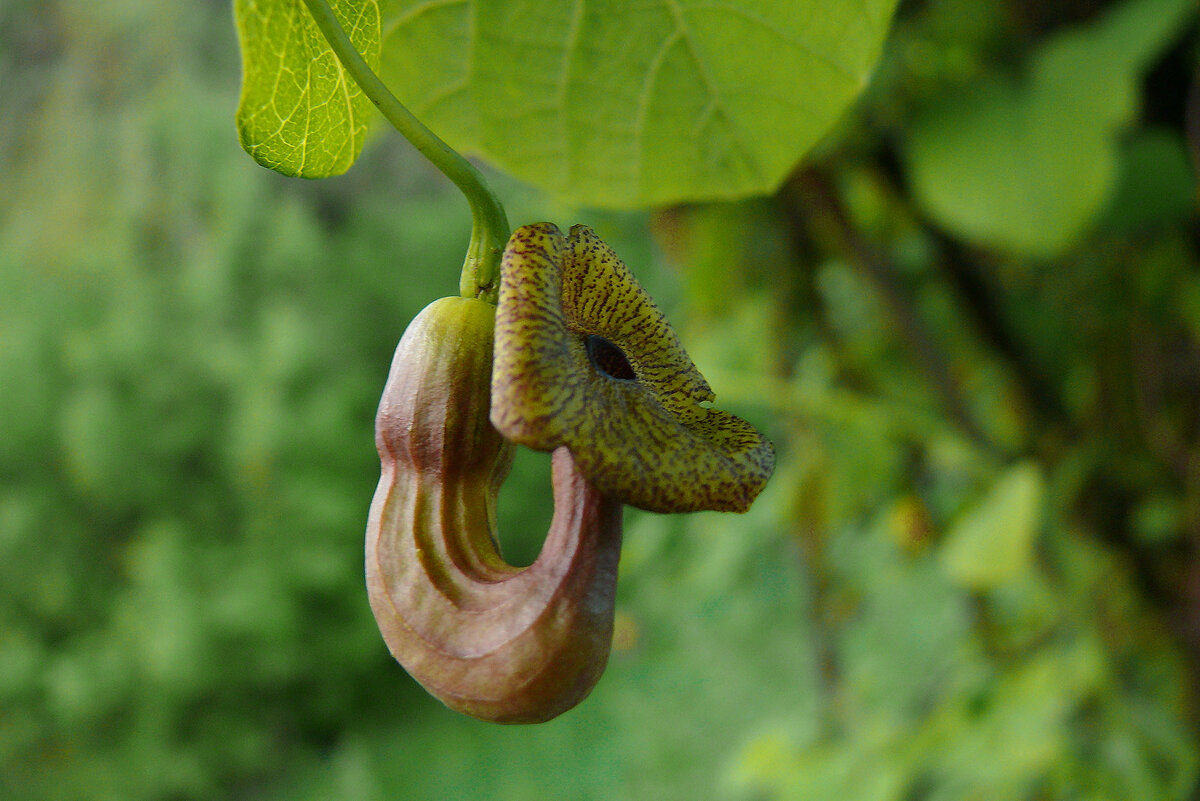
905,0 -> 1194,256
235,0 -> 381,177
381,0 -> 900,208
940,461 -> 1044,589
1103,127 -> 1197,231
1131,493 -> 1183,546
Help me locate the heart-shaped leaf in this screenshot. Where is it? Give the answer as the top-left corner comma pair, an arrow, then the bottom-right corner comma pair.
381,0 -> 900,208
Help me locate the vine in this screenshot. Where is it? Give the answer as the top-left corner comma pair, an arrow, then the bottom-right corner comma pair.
297,0 -> 508,302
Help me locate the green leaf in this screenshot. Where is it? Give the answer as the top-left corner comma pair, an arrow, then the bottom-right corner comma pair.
904,0 -> 1193,257
381,0 -> 900,208
235,0 -> 381,177
1103,128 -> 1197,232
940,461 -> 1044,589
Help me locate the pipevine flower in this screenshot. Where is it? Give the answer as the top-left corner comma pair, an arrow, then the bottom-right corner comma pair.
366,224 -> 774,725
491,223 -> 774,514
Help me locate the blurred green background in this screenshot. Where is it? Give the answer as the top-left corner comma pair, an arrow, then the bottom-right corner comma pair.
3,1 -> 1200,799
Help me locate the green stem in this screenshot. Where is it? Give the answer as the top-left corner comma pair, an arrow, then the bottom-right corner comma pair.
300,0 -> 509,302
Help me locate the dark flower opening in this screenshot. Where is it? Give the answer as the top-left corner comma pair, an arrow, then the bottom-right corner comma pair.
585,334 -> 636,381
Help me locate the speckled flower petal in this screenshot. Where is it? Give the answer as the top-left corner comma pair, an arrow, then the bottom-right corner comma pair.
491,222 -> 774,514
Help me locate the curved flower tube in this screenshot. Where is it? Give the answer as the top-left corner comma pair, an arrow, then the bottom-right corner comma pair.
366,297 -> 622,723
491,223 -> 775,514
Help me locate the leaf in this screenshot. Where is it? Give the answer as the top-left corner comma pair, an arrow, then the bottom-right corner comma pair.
904,0 -> 1194,257
1103,128 -> 1197,232
235,0 -> 381,177
940,461 -> 1044,589
380,0 -> 900,208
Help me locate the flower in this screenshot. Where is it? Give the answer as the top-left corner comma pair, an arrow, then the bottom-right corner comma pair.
491,222 -> 774,514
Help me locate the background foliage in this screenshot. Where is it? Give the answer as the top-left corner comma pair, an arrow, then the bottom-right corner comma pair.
2,0 -> 1199,799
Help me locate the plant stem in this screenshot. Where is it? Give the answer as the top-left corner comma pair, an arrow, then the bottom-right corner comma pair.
787,170 -> 992,451
299,0 -> 509,302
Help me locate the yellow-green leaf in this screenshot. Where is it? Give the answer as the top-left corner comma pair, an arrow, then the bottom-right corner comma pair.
235,0 -> 381,177
940,461 -> 1045,589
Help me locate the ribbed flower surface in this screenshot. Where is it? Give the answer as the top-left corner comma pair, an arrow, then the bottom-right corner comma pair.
491,222 -> 774,514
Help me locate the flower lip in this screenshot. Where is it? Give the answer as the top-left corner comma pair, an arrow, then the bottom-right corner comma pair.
585,334 -> 636,382
491,222 -> 775,514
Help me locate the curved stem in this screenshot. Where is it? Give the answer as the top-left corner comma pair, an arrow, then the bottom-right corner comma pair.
300,0 -> 509,302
